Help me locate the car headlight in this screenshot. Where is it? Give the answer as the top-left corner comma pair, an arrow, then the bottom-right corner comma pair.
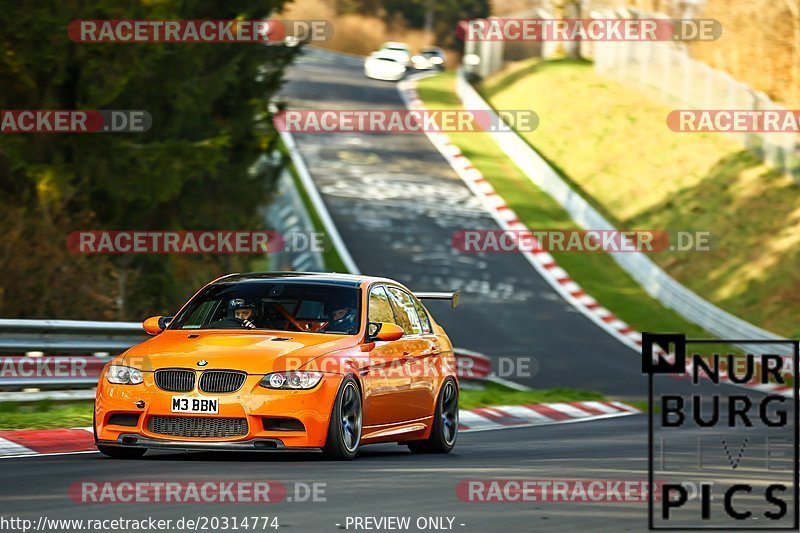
106,365 -> 144,385
429,56 -> 444,65
260,371 -> 324,390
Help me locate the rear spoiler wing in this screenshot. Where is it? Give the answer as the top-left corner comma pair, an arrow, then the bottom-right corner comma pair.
413,290 -> 461,309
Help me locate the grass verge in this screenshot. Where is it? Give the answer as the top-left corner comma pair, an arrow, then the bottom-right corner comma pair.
0,401 -> 94,431
417,71 -> 730,354
477,58 -> 800,338
459,382 -> 605,410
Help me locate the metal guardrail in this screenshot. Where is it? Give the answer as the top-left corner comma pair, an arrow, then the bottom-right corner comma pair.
0,319 -> 145,355
0,319 -> 147,392
0,318 -> 494,396
455,69 -> 793,356
301,47 -> 365,67
265,169 -> 326,272
279,129 -> 361,274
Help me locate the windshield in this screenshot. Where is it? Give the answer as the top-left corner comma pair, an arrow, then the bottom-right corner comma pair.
170,282 -> 361,335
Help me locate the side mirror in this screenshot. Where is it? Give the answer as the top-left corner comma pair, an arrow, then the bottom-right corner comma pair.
143,316 -> 172,336
367,322 -> 404,342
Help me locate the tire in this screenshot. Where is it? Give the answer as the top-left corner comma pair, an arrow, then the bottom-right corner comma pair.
96,445 -> 147,459
408,378 -> 458,454
322,376 -> 362,460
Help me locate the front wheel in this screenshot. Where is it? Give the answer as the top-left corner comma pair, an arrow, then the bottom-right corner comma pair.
322,376 -> 362,460
96,445 -> 147,459
408,378 -> 458,454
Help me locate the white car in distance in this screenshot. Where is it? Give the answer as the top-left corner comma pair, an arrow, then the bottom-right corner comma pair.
378,42 -> 411,67
364,51 -> 407,81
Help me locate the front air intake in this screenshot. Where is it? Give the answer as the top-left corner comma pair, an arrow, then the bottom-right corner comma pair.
148,416 -> 248,438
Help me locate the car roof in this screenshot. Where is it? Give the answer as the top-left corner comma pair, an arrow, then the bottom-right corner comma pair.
371,51 -> 403,61
213,272 -> 395,288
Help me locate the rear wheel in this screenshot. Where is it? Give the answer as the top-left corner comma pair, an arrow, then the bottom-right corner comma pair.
322,376 -> 362,460
408,378 -> 458,454
96,445 -> 147,459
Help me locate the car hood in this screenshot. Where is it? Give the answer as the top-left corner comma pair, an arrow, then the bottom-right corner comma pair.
121,330 -> 357,374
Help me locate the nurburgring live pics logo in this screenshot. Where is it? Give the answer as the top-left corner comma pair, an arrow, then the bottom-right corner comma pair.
642,332 -> 799,530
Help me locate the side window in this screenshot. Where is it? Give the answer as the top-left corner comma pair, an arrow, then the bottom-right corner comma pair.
387,287 -> 422,335
368,286 -> 396,324
411,296 -> 432,334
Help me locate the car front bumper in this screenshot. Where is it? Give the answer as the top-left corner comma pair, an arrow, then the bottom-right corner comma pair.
95,372 -> 343,449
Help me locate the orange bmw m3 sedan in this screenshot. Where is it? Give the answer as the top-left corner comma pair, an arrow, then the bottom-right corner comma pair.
94,272 -> 460,460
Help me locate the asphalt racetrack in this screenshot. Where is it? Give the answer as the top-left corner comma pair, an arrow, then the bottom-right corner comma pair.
279,51 -> 644,398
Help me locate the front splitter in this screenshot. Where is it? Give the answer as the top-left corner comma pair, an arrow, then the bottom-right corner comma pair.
97,434 -> 322,453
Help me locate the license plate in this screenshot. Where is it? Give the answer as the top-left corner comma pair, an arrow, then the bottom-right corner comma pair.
171,396 -> 219,414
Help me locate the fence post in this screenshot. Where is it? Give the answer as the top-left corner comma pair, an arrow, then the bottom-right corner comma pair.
680,50 -> 692,106
701,64 -> 715,109
660,44 -> 671,100
753,91 -> 778,166
787,140 -> 800,184
638,41 -> 649,87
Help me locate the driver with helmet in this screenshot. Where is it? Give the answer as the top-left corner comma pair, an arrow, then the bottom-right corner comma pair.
229,298 -> 258,329
327,298 -> 358,334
